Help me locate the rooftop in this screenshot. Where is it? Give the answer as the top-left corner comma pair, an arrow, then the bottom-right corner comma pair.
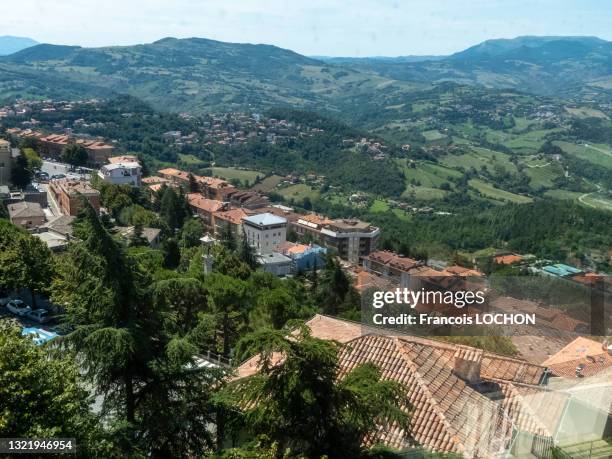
51,178 -> 100,197
242,212 -> 287,227
236,314 -> 552,456
186,193 -> 226,213
8,201 -> 45,219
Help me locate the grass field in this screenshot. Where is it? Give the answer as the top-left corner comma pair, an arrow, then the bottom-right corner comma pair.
519,157 -> 563,189
422,129 -> 447,141
251,175 -> 283,193
278,184 -> 320,202
544,189 -> 584,201
441,147 -> 517,174
397,159 -> 461,190
554,141 -> 612,170
211,167 -> 264,186
370,199 -> 390,213
402,185 -> 448,201
178,153 -> 206,166
468,179 -> 533,203
565,106 -> 609,119
580,193 -> 612,212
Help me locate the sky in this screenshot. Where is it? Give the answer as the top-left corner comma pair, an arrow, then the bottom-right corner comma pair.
1,0 -> 611,56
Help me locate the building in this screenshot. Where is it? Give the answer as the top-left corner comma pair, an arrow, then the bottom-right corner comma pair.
107,155 -> 139,164
157,168 -> 236,199
542,337 -> 612,379
236,314 -> 574,458
186,193 -> 227,230
292,215 -> 379,263
213,208 -> 252,238
38,134 -> 114,166
97,161 -> 141,186
0,139 -> 11,186
7,201 -> 45,229
258,252 -> 293,277
242,213 -> 287,255
362,250 -> 425,288
116,226 -> 162,248
49,179 -> 101,216
224,189 -> 269,210
276,241 -> 327,272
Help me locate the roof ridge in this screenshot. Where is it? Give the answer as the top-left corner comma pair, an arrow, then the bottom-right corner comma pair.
390,337 -> 468,456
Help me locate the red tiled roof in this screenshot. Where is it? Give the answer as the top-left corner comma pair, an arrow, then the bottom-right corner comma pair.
214,208 -> 252,225
494,254 -> 523,265
234,314 -> 550,456
187,193 -> 225,213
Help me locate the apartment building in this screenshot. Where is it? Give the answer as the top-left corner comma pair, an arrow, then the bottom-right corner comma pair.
49,179 -> 101,216
157,168 -> 236,200
98,161 -> 142,186
242,213 -> 287,255
186,193 -> 228,230
38,134 -> 114,166
291,214 -> 379,263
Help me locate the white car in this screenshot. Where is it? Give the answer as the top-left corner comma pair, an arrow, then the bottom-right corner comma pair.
6,300 -> 32,317
26,309 -> 52,324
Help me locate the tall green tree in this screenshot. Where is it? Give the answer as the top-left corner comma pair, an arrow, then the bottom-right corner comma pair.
238,235 -> 259,270
220,327 -> 409,458
0,220 -> 54,308
62,143 -> 88,167
52,200 -> 222,457
10,154 -> 31,188
160,186 -> 188,230
0,321 -> 115,458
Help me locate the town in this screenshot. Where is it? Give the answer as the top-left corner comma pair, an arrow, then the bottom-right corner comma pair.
1,96 -> 610,457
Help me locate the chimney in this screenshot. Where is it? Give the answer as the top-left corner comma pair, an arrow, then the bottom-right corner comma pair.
453,346 -> 483,384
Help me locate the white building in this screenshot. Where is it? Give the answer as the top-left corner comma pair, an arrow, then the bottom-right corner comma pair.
97,161 -> 141,186
242,212 -> 287,255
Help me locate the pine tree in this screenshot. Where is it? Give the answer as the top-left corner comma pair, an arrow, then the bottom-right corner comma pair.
238,235 -> 259,270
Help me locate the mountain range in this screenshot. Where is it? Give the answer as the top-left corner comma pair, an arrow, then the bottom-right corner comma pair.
0,36 -> 38,56
0,35 -> 611,115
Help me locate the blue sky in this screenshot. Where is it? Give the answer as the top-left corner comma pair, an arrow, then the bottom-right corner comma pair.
2,0 -> 611,56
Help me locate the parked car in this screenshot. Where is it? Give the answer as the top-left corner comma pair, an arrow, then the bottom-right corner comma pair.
51,174 -> 66,180
26,309 -> 52,324
6,299 -> 32,317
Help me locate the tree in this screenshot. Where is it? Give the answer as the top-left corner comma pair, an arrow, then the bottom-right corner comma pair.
219,223 -> 237,252
206,273 -> 250,357
238,234 -> 259,270
162,237 -> 181,269
318,254 -> 353,315
188,173 -> 199,192
0,220 -> 54,308
180,218 -> 204,248
62,143 -> 88,167
22,147 -> 42,170
160,187 -> 188,230
52,200 -> 223,457
219,327 -> 409,458
129,223 -> 147,247
0,321 -> 114,457
10,154 -> 31,188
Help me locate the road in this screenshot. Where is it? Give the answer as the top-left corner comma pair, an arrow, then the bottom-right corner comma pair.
40,160 -> 91,181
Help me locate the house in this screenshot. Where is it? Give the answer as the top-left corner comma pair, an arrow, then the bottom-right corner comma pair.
107,155 -> 139,164
542,337 -> 612,379
37,134 -> 114,166
116,226 -> 162,248
97,161 -> 141,186
235,314 -> 571,458
186,193 -> 227,230
494,254 -> 523,265
242,213 -> 287,255
7,201 -> 45,229
49,179 -> 101,216
362,250 -> 425,287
